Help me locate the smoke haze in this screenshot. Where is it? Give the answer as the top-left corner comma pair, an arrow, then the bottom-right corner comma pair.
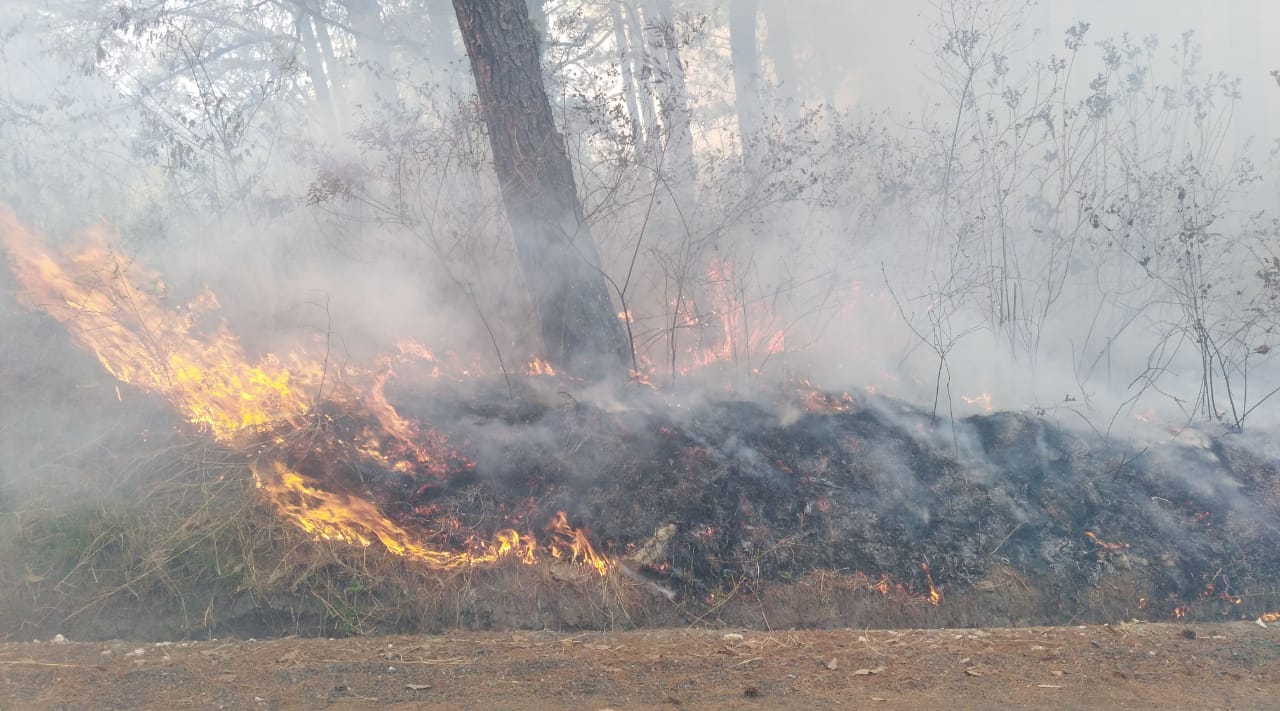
2,0 -> 1278,460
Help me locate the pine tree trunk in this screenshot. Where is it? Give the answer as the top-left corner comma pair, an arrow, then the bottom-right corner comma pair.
761,0 -> 797,117
609,1 -> 646,149
729,0 -> 763,173
645,0 -> 697,194
343,0 -> 399,107
452,0 -> 629,380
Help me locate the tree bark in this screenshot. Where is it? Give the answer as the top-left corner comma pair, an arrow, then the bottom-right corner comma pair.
451,0 -> 629,379
728,0 -> 763,173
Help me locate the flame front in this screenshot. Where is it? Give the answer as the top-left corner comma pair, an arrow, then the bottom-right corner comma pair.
1,210 -> 320,442
2,208 -> 611,575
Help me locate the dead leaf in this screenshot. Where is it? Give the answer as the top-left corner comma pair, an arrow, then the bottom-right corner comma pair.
22,573 -> 44,584
965,668 -> 982,677
405,683 -> 432,691
853,666 -> 885,676
871,697 -> 888,702
824,657 -> 839,670
1037,684 -> 1063,689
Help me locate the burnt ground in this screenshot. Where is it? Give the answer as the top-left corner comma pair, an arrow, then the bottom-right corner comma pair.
309,376 -> 1280,627
4,285 -> 1280,652
3,622 -> 1279,710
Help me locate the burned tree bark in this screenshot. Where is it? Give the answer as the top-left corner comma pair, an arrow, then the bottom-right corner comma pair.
451,0 -> 630,379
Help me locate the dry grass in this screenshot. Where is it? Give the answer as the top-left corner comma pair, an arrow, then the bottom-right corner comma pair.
0,418 -> 688,640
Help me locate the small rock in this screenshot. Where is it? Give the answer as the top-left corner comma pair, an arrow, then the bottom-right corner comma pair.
723,633 -> 744,642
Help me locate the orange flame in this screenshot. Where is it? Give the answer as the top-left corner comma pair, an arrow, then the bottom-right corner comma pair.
1,210 -> 320,442
1,209 -> 611,575
795,379 -> 855,413
1084,531 -> 1128,551
921,563 -> 942,605
545,511 -> 609,576
523,357 -> 557,377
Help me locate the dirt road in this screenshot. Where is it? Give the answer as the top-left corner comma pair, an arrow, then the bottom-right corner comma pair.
2,622 -> 1277,710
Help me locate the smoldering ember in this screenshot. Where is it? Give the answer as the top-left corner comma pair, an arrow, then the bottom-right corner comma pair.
2,0 -> 1280,654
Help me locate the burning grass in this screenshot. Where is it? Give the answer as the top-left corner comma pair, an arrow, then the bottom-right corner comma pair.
4,211 -> 1280,642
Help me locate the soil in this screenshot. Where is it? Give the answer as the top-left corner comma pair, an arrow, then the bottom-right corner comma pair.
3,622 -> 1278,710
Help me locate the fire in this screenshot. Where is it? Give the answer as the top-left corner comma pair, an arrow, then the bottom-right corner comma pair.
664,258 -> 787,377
1084,531 -> 1128,551
545,511 -> 610,576
1,211 -> 321,442
795,379 -> 855,413
960,392 -> 993,412
523,357 -> 557,377
1,209 -> 611,576
921,563 -> 942,605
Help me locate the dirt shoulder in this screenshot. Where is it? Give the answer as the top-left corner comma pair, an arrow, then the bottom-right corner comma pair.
2,622 -> 1277,710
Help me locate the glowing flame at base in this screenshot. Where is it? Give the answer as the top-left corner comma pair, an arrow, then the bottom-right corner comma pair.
254,461 -> 609,573
921,563 -> 942,605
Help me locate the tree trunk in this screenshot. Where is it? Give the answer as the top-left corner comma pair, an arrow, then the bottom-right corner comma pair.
343,0 -> 399,107
609,1 -> 646,150
728,0 -> 763,174
645,0 -> 697,192
621,0 -> 659,154
425,0 -> 462,68
451,0 -> 629,379
761,0 -> 797,118
296,8 -> 336,129
311,10 -> 349,124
